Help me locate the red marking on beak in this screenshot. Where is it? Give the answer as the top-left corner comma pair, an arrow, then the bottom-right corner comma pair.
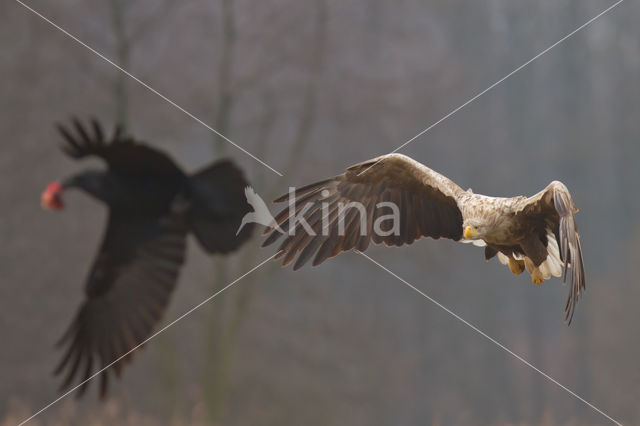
41,181 -> 64,210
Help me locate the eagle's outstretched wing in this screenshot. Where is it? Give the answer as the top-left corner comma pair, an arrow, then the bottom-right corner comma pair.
262,154 -> 465,270
514,181 -> 585,323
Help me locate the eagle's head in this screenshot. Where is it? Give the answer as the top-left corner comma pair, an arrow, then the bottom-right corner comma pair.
462,219 -> 489,240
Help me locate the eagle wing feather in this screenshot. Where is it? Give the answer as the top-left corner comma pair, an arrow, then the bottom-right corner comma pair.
263,153 -> 465,270
515,181 -> 585,323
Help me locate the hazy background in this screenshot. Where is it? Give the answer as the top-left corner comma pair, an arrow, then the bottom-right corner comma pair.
2,0 -> 639,424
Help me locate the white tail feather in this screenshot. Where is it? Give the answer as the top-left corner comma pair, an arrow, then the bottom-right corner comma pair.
468,229 -> 564,281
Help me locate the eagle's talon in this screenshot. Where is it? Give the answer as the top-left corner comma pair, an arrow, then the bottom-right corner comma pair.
508,258 -> 524,275
531,276 -> 544,285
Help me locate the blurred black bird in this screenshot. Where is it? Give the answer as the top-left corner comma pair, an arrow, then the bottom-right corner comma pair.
41,118 -> 254,398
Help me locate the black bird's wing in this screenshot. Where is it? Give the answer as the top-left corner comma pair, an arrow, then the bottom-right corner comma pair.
54,209 -> 187,398
57,118 -> 183,177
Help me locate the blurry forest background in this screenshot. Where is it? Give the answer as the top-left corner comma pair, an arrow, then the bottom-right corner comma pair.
2,0 -> 639,425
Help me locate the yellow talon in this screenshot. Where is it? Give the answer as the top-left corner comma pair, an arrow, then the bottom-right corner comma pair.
531,276 -> 544,285
508,258 -> 524,275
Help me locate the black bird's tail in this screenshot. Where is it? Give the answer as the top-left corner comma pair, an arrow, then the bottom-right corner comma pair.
187,159 -> 254,254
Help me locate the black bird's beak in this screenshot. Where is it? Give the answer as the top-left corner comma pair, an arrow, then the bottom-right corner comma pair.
41,181 -> 64,211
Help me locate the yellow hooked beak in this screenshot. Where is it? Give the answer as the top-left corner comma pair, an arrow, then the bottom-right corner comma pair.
464,226 -> 478,239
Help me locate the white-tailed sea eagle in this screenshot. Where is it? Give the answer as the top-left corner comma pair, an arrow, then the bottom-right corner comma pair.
263,154 -> 585,323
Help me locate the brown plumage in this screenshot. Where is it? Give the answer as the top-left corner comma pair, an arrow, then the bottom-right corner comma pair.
263,153 -> 585,323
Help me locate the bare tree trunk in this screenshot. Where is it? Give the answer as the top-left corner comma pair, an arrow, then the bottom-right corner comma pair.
202,0 -> 238,422
280,0 -> 327,179
109,0 -> 130,131
157,330 -> 183,422
108,1 -> 186,417
202,1 -> 329,423
213,0 -> 237,157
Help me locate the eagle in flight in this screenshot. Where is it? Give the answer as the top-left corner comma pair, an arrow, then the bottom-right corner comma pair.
262,154 -> 585,323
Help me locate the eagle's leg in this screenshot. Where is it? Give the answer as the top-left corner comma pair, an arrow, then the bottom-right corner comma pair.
520,235 -> 548,285
524,257 -> 545,285
508,257 -> 524,275
530,269 -> 545,285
